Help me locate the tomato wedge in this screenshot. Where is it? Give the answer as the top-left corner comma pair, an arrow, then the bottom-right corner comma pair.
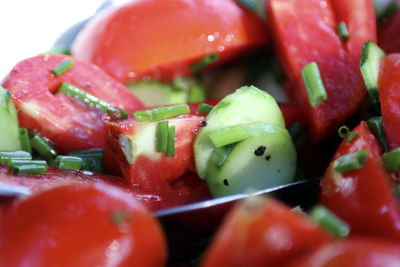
379,10 -> 400,53
378,54 -> 400,150
2,54 -> 144,173
200,197 -> 333,267
267,0 -> 376,142
0,183 -> 167,266
290,238 -> 400,267
320,121 -> 400,241
71,0 -> 268,83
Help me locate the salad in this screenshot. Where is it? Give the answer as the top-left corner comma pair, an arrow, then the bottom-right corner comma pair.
1,0 -> 400,266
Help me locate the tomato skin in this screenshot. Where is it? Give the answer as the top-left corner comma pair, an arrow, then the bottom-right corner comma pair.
289,238 -> 400,267
320,122 -> 400,241
378,54 -> 400,150
379,10 -> 400,54
71,0 -> 268,83
267,0 -> 376,142
200,197 -> 333,267
2,54 -> 144,174
0,183 -> 167,267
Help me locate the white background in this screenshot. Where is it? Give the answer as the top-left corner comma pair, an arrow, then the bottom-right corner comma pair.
0,0 -> 105,79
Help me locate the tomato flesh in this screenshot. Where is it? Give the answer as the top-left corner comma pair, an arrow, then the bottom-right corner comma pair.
72,0 -> 269,83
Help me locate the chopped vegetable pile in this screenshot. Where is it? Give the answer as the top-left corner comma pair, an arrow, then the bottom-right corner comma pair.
2,0 -> 400,266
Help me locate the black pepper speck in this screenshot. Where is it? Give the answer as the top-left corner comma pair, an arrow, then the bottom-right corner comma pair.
254,145 -> 266,156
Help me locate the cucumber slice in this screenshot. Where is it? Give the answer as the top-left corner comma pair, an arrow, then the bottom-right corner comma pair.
194,85 -> 285,179
126,80 -> 186,106
0,86 -> 21,151
360,40 -> 386,113
206,122 -> 296,197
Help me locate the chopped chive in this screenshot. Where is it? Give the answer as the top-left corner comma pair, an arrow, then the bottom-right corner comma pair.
56,155 -> 83,171
197,103 -> 214,114
346,132 -> 358,143
8,159 -> 48,167
8,164 -> 48,175
288,121 -> 307,153
0,151 -> 32,164
157,121 -> 169,153
360,41 -> 385,114
166,126 -> 176,157
188,84 -> 206,103
51,59 -> 74,76
19,127 -> 32,153
338,125 -> 350,138
42,46 -> 71,55
366,116 -> 388,152
190,52 -> 219,73
309,205 -> 350,238
58,81 -> 127,119
110,210 -> 131,225
333,149 -> 368,173
30,133 -> 58,161
133,104 -> 190,122
382,147 -> 400,173
207,124 -> 251,148
336,21 -> 349,42
301,62 -> 327,108
68,149 -> 104,173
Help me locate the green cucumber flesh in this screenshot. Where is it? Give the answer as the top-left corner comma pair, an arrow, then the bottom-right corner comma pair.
0,86 -> 21,151
206,122 -> 296,197
360,40 -> 385,111
194,85 -> 285,179
126,80 -> 186,106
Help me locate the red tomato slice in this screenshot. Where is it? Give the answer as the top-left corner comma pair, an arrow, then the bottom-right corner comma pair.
290,238 -> 400,267
320,121 -> 400,241
378,54 -> 400,150
103,114 -> 205,185
71,0 -> 268,83
267,0 -> 376,142
379,10 -> 400,54
0,182 -> 167,267
200,197 -> 333,267
2,54 -> 144,174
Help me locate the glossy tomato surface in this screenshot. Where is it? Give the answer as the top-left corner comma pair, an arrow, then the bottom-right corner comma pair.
2,54 -> 144,173
0,183 -> 167,267
200,197 -> 333,267
72,0 -> 268,83
320,122 -> 400,241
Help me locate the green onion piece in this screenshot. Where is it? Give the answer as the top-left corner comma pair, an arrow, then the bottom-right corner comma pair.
288,121 -> 307,153
197,103 -> 214,114
56,155 -> 83,171
190,53 -> 219,73
188,84 -> 206,103
133,104 -> 190,122
42,46 -> 71,55
30,134 -> 58,161
336,21 -> 349,42
68,149 -> 104,173
309,205 -> 350,238
166,126 -> 176,157
360,40 -> 385,114
19,127 -> 32,153
333,149 -> 368,173
8,164 -> 48,175
156,121 -> 169,153
207,124 -> 251,148
301,62 -> 328,108
235,0 -> 256,11
51,59 -> 74,76
58,81 -> 110,112
0,151 -> 32,164
366,116 -> 388,152
346,132 -> 358,143
338,125 -> 350,138
107,108 -> 128,120
8,159 -> 47,167
382,147 -> 400,173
